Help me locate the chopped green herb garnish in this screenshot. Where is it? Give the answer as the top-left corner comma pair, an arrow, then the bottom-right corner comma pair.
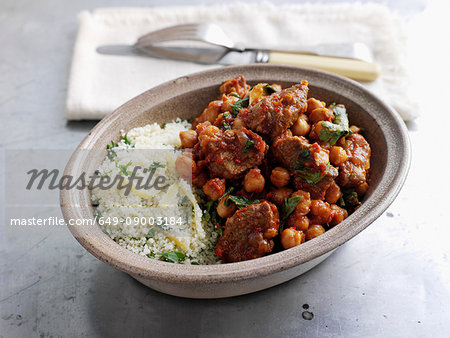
202,200 -> 219,223
106,141 -> 118,160
94,208 -> 102,218
123,134 -> 134,147
300,147 -> 310,159
201,198 -> 231,236
191,261 -> 200,265
146,253 -> 155,259
225,195 -> 259,209
243,139 -> 255,153
146,228 -> 156,238
223,112 -> 232,119
231,96 -> 250,115
264,84 -> 277,94
330,104 -> 350,127
229,92 -> 241,98
320,121 -> 349,145
99,170 -> 111,178
161,251 -> 186,263
118,161 -> 133,176
319,104 -> 352,145
215,224 -> 223,237
218,186 -> 235,202
148,161 -> 166,170
281,195 -> 302,221
341,188 -> 360,210
295,161 -> 324,185
107,141 -> 118,149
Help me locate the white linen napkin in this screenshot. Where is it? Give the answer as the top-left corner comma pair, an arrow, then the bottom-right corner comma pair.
66,3 -> 416,121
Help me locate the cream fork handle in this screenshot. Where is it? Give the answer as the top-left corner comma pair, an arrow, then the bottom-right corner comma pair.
268,52 -> 381,82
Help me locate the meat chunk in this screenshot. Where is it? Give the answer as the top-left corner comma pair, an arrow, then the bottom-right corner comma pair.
196,124 -> 267,179
272,134 -> 337,199
336,134 -> 371,188
292,168 -> 338,200
215,201 -> 280,262
245,82 -> 308,138
219,74 -> 250,98
272,136 -> 329,172
272,135 -> 310,171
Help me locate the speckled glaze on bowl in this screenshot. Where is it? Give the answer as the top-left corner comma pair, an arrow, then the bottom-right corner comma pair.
60,65 -> 410,298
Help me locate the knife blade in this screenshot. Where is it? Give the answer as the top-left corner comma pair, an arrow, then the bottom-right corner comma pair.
96,44 -> 380,82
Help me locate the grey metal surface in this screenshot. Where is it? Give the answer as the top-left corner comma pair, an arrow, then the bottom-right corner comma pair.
1,0 -> 449,337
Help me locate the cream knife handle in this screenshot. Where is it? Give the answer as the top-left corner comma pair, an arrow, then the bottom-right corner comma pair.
268,52 -> 381,82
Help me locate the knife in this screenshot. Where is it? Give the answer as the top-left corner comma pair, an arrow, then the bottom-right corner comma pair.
97,42 -> 381,82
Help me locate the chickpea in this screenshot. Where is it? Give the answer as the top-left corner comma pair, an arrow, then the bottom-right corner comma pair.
309,122 -> 325,140
287,210 -> 310,232
285,129 -> 293,138
309,107 -> 334,124
337,137 -> 349,148
203,178 -> 226,201
291,115 -> 311,137
291,190 -> 311,215
200,100 -> 221,123
221,95 -> 239,113
175,155 -> 196,179
305,224 -> 326,240
216,196 -> 236,218
268,187 -> 293,206
270,167 -> 290,188
325,181 -> 342,204
330,204 -> 348,226
329,146 -> 348,166
244,168 -> 265,193
356,182 -> 369,196
179,130 -> 198,148
309,200 -> 332,225
306,98 -> 325,114
264,227 -> 279,238
198,125 -> 221,149
350,125 -> 361,134
195,121 -> 211,134
281,228 -> 306,249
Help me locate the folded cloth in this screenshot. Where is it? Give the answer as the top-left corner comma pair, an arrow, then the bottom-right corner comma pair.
66,3 -> 416,121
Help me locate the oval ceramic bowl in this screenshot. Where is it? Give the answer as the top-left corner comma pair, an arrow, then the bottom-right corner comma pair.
61,64 -> 410,298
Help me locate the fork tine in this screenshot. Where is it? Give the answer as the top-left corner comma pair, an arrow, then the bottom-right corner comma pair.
137,23 -> 201,44
135,22 -> 235,51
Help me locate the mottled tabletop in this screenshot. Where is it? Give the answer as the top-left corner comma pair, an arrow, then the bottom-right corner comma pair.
1,0 -> 449,337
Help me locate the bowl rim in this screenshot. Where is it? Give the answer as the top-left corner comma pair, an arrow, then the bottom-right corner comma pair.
60,64 -> 411,284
